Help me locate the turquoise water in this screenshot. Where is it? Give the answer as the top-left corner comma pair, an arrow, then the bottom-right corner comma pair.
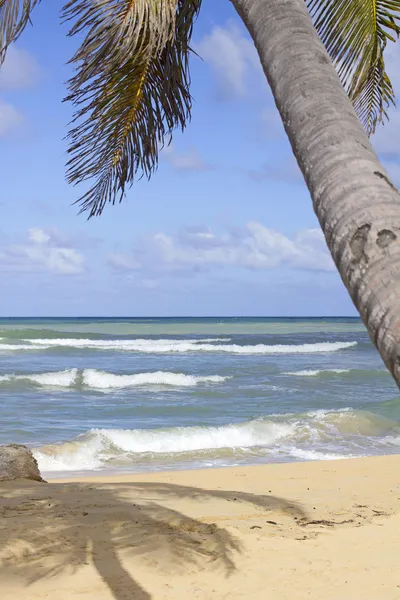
0,317 -> 399,477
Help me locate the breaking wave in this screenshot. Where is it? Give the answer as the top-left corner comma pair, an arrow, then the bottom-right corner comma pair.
33,409 -> 400,473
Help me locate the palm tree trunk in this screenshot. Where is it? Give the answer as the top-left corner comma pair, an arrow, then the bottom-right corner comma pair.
231,0 -> 400,388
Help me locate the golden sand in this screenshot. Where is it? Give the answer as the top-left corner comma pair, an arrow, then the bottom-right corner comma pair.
2,455 -> 400,599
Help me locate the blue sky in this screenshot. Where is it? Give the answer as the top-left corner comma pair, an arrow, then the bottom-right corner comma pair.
0,0 -> 399,317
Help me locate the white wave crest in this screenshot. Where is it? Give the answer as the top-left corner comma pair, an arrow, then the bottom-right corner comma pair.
0,369 -> 78,387
82,369 -> 228,389
18,338 -> 357,354
284,369 -> 350,377
26,369 -> 79,387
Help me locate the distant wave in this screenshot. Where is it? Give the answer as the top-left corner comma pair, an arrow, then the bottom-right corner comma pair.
3,338 -> 359,354
0,343 -> 47,351
284,368 -> 389,377
0,369 -> 229,389
33,408 -> 400,472
284,369 -> 351,377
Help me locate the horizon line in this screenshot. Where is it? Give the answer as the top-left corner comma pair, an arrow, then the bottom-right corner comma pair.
0,315 -> 361,319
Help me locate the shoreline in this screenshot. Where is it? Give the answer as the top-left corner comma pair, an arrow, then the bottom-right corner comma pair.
39,456 -> 346,482
2,454 -> 400,598
41,449 -> 397,482
42,452 -> 375,482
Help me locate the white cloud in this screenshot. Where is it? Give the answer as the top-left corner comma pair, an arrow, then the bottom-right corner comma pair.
195,22 -> 261,98
28,228 -> 52,245
162,144 -> 211,171
109,222 -> 334,275
0,100 -> 22,136
0,46 -> 40,90
0,228 -> 85,275
24,246 -> 84,275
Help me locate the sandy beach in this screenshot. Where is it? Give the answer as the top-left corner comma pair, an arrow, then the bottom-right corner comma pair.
1,455 -> 400,599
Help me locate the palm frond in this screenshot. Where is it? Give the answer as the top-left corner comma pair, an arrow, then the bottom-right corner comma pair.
63,0 -> 201,217
0,0 -> 40,62
307,0 -> 400,135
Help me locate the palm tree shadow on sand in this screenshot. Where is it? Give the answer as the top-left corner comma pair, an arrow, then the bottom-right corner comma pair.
0,479 -> 307,599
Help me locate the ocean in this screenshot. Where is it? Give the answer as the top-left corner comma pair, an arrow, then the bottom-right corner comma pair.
0,317 -> 399,478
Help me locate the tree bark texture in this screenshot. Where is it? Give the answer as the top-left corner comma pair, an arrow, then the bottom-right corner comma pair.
231,0 -> 400,387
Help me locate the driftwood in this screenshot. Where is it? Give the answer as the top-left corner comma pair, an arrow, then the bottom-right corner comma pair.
0,444 -> 44,482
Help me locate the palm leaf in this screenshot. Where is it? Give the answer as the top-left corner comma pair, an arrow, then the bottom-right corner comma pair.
307,0 -> 400,135
0,0 -> 40,62
63,0 -> 201,216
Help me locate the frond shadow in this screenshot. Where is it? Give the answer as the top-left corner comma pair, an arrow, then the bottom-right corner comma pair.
0,479 -> 307,599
